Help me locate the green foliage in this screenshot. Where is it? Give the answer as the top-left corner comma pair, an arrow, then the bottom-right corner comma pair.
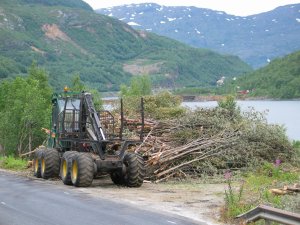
89,89 -> 103,111
144,91 -> 185,119
218,95 -> 240,119
224,178 -> 252,218
164,103 -> 294,174
0,64 -> 52,155
70,74 -> 103,110
0,56 -> 20,79
0,156 -> 28,170
223,50 -> 300,99
120,75 -> 152,97
218,95 -> 238,111
293,140 -> 300,163
223,162 -> 300,221
0,0 -> 251,92
71,74 -> 86,92
293,140 -> 300,149
21,0 -> 93,11
121,91 -> 185,120
174,86 -> 217,95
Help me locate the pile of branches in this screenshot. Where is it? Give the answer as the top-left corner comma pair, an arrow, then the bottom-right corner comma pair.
133,107 -> 294,182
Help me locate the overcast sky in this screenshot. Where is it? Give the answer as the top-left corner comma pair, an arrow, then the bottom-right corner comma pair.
83,0 -> 300,16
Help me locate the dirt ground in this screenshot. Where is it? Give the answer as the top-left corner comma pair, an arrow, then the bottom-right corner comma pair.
3,169 -> 227,225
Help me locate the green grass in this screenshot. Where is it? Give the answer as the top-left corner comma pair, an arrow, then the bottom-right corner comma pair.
222,162 -> 300,222
0,156 -> 28,170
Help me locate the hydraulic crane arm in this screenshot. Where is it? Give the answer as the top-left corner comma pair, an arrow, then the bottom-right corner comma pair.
81,92 -> 107,159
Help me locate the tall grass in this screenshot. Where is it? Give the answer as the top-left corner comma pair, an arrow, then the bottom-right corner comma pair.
222,161 -> 300,222
0,156 -> 27,170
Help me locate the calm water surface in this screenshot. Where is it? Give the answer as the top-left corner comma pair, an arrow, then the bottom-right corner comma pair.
182,101 -> 300,141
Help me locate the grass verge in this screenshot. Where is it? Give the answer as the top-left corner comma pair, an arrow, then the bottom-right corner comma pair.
221,161 -> 300,224
0,156 -> 28,170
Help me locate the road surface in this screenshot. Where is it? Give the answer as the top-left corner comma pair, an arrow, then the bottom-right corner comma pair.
0,171 -> 205,225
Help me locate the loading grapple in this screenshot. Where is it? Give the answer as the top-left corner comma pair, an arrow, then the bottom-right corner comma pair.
33,91 -> 145,187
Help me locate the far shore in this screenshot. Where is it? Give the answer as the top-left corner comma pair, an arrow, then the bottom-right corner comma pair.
101,95 -> 300,104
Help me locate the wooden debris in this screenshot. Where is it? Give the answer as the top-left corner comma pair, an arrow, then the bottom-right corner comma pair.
109,106 -> 294,181
19,148 -> 38,157
284,184 -> 300,192
27,160 -> 33,168
269,189 -> 288,195
130,117 -> 240,180
270,184 -> 300,195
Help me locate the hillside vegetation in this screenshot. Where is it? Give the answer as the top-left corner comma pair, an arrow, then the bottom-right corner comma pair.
226,50 -> 300,99
98,3 -> 300,68
0,0 -> 251,91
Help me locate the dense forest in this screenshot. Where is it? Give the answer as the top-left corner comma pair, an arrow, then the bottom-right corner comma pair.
175,50 -> 300,99
0,0 -> 251,92
223,50 -> 300,99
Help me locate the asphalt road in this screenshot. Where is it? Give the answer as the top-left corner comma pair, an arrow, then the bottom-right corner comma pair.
0,171 -> 205,225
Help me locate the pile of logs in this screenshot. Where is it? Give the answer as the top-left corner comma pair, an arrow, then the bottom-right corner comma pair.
133,119 -> 240,182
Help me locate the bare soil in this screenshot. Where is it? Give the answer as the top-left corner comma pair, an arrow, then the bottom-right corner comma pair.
2,169 -> 226,225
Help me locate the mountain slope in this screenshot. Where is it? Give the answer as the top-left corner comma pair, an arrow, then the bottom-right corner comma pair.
230,50 -> 300,98
0,0 -> 252,91
25,0 -> 92,10
97,3 -> 300,68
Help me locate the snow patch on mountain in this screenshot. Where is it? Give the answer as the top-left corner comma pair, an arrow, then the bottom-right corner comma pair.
127,22 -> 141,26
194,28 -> 201,34
156,6 -> 164,12
167,17 -> 176,22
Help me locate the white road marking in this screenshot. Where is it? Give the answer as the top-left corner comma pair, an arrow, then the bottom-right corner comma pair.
167,221 -> 176,224
1,202 -> 6,205
63,192 -> 70,195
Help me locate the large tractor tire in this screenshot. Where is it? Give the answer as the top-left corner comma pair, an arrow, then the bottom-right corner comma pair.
41,148 -> 60,179
33,149 -> 43,178
122,153 -> 145,187
110,170 -> 125,185
71,153 -> 94,187
60,151 -> 77,185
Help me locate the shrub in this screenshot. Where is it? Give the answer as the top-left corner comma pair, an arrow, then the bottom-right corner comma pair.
120,91 -> 185,119
120,75 -> 152,97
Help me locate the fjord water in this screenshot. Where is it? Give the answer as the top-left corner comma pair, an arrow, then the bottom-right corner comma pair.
182,101 -> 300,141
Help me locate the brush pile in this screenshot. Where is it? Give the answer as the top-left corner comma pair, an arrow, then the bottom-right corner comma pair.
117,94 -> 294,182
